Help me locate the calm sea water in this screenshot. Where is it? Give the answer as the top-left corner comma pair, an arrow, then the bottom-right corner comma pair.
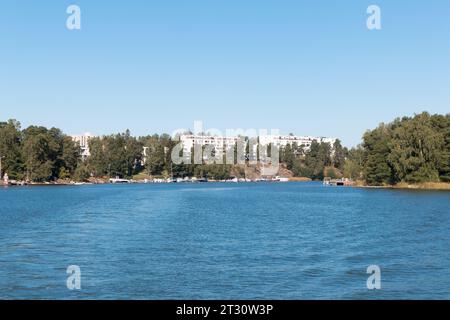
0,182 -> 449,299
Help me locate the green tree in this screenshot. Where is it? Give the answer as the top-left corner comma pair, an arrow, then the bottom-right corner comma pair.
0,119 -> 23,179
59,136 -> 81,177
343,145 -> 364,180
304,141 -> 330,180
362,124 -> 394,185
431,114 -> 450,181
73,162 -> 91,181
332,139 -> 346,170
87,131 -> 142,178
87,137 -> 108,177
387,112 -> 443,183
147,144 -> 166,175
22,129 -> 54,182
281,144 -> 296,170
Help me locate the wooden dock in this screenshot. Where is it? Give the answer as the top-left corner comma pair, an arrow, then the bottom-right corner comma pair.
323,177 -> 354,186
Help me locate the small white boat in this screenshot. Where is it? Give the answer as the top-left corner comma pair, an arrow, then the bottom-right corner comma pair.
109,177 -> 130,184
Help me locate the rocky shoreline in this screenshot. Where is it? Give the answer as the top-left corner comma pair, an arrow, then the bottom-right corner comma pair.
1,176 -> 316,186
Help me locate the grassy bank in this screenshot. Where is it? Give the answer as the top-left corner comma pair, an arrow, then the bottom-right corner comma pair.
392,182 -> 450,190
357,181 -> 450,190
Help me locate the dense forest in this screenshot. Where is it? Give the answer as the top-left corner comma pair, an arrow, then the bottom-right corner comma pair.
348,112 -> 450,185
0,112 -> 449,185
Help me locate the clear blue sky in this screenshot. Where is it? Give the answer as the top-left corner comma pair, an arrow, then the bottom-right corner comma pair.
1,1 -> 449,146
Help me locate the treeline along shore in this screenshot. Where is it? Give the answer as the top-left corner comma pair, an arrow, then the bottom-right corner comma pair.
0,112 -> 449,189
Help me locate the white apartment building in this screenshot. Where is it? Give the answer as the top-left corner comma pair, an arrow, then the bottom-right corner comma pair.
179,134 -> 336,157
259,135 -> 336,151
71,133 -> 94,160
179,134 -> 240,156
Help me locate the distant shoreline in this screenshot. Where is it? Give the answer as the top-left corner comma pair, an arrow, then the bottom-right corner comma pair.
1,179 -> 312,187
3,180 -> 450,191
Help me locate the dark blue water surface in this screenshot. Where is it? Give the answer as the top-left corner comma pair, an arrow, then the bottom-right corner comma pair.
0,182 -> 449,299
